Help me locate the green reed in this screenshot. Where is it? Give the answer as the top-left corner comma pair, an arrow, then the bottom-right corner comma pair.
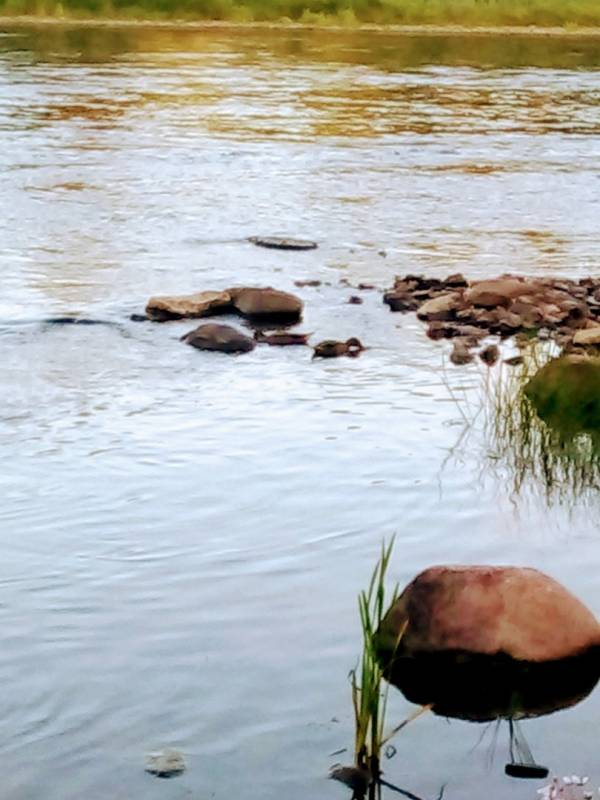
350,538 -> 401,798
448,342 -> 600,506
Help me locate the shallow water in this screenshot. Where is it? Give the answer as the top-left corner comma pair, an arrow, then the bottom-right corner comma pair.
1,23 -> 600,800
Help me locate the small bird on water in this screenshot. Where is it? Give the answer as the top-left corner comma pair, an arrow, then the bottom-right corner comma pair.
313,337 -> 365,359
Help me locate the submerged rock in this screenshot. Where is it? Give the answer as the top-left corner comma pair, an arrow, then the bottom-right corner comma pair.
181,323 -> 255,354
254,330 -> 310,346
525,355 -> 600,436
417,293 -> 461,322
248,235 -> 317,251
375,565 -> 600,722
479,344 -> 500,366
146,290 -> 232,322
450,341 -> 473,365
145,749 -> 186,778
228,287 -> 303,321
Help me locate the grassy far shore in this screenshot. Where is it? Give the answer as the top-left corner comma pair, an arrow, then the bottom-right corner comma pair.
1,0 -> 600,28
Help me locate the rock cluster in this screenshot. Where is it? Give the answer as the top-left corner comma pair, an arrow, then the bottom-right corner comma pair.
146,286 -> 303,324
384,273 -> 600,362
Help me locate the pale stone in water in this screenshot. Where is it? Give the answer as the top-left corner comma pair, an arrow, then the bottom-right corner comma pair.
145,749 -> 186,778
146,290 -> 232,321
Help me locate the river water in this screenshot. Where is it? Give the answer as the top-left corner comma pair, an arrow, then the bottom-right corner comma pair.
1,22 -> 600,800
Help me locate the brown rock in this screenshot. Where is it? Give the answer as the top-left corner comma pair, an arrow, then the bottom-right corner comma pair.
379,565 -> 600,663
427,322 -> 486,341
254,330 -> 310,346
417,293 -> 461,321
504,355 -> 524,366
479,344 -> 500,366
573,327 -> 600,346
146,290 -> 232,322
375,565 -> 600,721
294,279 -> 321,288
229,287 -> 303,321
450,340 -> 473,365
444,273 -> 468,288
181,323 -> 255,353
465,278 -> 529,309
384,291 -> 419,312
348,295 -> 363,305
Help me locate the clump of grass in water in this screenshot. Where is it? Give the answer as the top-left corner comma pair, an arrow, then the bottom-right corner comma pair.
333,538 -> 414,799
485,345 -> 600,505
446,340 -> 600,506
351,539 -> 398,796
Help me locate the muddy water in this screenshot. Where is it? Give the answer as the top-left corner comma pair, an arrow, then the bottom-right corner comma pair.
1,23 -> 600,799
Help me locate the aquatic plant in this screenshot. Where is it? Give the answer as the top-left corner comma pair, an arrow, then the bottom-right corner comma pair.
444,341 -> 600,507
347,538 -> 401,798
485,347 -> 600,505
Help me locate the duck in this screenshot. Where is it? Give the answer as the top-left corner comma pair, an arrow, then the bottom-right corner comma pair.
253,330 -> 311,346
313,337 -> 364,359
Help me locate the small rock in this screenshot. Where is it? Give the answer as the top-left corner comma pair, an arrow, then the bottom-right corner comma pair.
329,764 -> 371,794
384,291 -> 419,312
294,279 -> 321,287
358,283 -> 376,290
348,296 -> 363,305
254,330 -> 310,346
248,236 -> 317,251
479,344 -> 500,366
504,355 -> 524,366
145,749 -> 186,778
444,273 -> 468,288
417,293 -> 461,322
181,323 -> 255,353
450,340 -> 473,365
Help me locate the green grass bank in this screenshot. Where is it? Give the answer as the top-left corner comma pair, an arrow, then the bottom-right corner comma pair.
1,0 -> 600,28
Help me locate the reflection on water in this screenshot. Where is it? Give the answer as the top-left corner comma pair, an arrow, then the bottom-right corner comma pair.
2,21 -> 600,800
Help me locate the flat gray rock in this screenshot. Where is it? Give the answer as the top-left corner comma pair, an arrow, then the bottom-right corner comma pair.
248,236 -> 317,251
145,749 -> 186,778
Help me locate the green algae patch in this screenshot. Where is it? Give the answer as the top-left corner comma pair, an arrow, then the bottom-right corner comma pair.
525,355 -> 600,440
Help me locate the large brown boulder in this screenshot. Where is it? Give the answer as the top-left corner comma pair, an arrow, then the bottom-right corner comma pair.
376,565 -> 600,721
181,323 -> 255,354
228,287 -> 303,321
146,290 -> 232,322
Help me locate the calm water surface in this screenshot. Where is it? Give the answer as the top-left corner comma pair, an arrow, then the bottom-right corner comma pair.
1,24 -> 600,799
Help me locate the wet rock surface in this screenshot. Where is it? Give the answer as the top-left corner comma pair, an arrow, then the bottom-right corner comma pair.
253,330 -> 310,346
146,290 -> 233,322
247,235 -> 317,251
384,273 -> 600,348
375,565 -> 600,721
228,286 -> 303,321
181,323 -> 255,354
145,749 -> 186,778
